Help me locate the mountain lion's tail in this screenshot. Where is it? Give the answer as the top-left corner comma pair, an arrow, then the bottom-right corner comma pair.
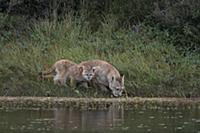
39,67 -> 56,79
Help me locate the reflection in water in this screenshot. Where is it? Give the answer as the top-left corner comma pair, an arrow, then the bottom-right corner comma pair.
54,104 -> 124,132
0,105 -> 200,133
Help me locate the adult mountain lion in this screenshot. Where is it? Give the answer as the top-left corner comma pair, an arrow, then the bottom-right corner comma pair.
78,59 -> 125,97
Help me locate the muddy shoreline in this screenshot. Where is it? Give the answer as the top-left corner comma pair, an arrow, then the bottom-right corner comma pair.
0,97 -> 200,110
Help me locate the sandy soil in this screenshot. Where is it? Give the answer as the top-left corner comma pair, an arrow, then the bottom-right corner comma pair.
0,97 -> 199,110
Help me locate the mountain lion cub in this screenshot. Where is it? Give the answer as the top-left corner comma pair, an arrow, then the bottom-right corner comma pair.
40,59 -> 98,88
39,59 -> 76,86
65,64 -> 99,89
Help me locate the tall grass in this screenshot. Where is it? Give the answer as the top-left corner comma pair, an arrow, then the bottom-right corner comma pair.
0,14 -> 200,97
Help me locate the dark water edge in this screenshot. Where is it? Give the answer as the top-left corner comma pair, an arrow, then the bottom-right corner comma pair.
0,104 -> 200,133
0,97 -> 200,133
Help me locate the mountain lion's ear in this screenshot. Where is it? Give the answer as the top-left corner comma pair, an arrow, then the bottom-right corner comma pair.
92,66 -> 100,72
121,75 -> 124,84
79,66 -> 84,72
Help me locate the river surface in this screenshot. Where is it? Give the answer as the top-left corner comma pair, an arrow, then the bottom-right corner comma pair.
0,106 -> 200,133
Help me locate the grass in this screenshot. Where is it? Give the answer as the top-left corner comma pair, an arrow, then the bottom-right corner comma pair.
0,14 -> 200,97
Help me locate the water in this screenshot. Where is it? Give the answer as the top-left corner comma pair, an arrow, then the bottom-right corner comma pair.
0,106 -> 200,133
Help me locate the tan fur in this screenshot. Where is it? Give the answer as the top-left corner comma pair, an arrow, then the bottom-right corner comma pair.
40,59 -> 76,86
78,59 -> 125,97
65,64 -> 98,89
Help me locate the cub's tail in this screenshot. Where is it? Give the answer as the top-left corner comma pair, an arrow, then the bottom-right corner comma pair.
39,67 -> 56,79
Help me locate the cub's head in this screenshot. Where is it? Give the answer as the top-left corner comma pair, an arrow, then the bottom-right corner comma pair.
109,75 -> 125,97
79,65 -> 99,81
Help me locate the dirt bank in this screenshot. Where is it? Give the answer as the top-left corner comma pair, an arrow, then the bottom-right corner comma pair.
0,97 -> 200,110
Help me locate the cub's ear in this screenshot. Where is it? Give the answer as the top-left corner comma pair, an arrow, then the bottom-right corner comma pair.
78,66 -> 84,72
92,66 -> 100,72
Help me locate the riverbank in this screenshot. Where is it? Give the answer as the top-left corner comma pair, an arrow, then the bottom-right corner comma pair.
0,97 -> 200,110
0,13 -> 200,97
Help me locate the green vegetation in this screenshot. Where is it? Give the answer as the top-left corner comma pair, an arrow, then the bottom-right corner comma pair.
0,0 -> 200,97
0,14 -> 199,97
